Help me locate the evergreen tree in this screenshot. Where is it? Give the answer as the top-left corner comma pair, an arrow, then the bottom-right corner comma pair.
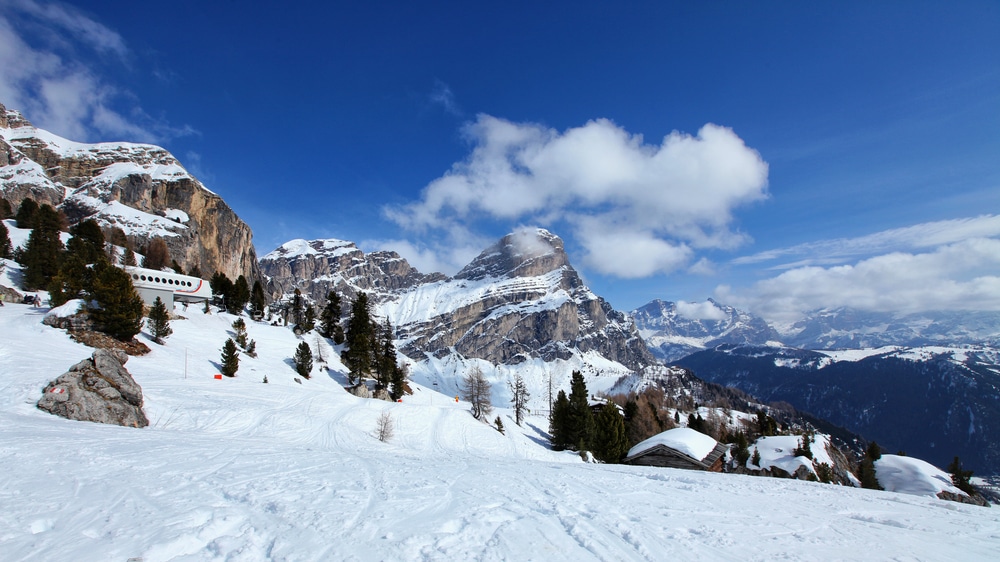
591,401 -> 628,463
389,361 -> 407,401
859,440 -> 883,490
220,338 -> 240,377
0,198 -> 11,219
250,280 -> 267,318
947,456 -> 975,495
22,204 -> 64,290
494,416 -> 505,434
0,220 -> 11,259
232,318 -> 248,349
291,288 -> 304,326
15,198 -> 38,228
460,365 -> 492,420
147,296 -> 172,344
89,261 -> 144,341
751,447 -> 761,467
549,390 -> 572,450
229,275 -> 250,314
566,370 -> 594,450
509,374 -> 530,426
67,219 -> 105,265
302,304 -> 316,332
688,412 -> 709,435
794,431 -> 814,459
319,290 -> 344,341
210,272 -> 234,310
294,341 -> 314,378
245,339 -> 257,358
122,246 -> 137,266
733,431 -> 751,466
142,237 -> 170,270
187,264 -> 202,278
374,318 -> 399,390
48,254 -> 90,307
341,292 -> 375,384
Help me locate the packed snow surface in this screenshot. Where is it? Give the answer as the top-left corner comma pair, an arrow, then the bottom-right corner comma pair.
2,303 -> 999,560
627,427 -> 718,461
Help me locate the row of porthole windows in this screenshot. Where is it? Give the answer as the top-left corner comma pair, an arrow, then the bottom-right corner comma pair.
132,273 -> 195,288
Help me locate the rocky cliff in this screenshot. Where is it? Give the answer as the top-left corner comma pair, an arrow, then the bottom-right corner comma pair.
260,229 -> 655,371
0,102 -> 258,282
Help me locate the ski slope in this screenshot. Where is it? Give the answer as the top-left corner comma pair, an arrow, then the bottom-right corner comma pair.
1,302 -> 999,561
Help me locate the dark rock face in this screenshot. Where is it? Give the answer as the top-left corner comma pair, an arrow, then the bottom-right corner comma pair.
37,349 -> 149,428
0,102 -> 259,282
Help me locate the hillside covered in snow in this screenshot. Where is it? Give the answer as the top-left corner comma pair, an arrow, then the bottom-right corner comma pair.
2,301 -> 999,560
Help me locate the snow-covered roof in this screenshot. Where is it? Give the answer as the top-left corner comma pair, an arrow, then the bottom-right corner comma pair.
627,427 -> 719,462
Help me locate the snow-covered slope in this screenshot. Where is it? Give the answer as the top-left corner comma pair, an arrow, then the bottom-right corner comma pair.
2,303 -> 999,560
630,298 -> 780,362
781,307 -> 1000,349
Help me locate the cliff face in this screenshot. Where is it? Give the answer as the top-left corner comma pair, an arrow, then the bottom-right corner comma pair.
261,229 -> 655,370
0,102 -> 258,282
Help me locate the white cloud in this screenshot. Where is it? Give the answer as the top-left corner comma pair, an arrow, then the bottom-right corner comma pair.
385,115 -> 768,278
734,214 -> 1000,269
429,79 -> 461,116
0,1 -> 192,143
362,228 -> 489,277
675,300 -> 727,321
719,237 -> 1000,325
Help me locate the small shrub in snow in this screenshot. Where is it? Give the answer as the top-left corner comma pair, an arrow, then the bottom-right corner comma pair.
494,416 -> 505,434
375,411 -> 394,443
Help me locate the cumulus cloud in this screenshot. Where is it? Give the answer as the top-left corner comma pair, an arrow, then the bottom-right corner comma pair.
363,226 -> 489,276
385,115 -> 768,278
675,300 -> 728,321
0,0 -> 192,142
719,237 -> 1000,326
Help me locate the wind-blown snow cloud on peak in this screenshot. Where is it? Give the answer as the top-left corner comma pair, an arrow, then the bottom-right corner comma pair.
675,300 -> 728,321
385,115 -> 768,278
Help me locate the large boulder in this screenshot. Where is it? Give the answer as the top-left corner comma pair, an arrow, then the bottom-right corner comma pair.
37,349 -> 148,428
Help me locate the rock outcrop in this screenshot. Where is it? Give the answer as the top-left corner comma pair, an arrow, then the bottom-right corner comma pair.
0,101 -> 258,282
37,349 -> 148,428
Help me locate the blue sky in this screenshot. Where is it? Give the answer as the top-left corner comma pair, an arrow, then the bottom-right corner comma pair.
2,0 -> 998,323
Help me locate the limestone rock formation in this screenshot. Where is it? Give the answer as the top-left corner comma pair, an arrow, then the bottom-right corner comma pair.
0,101 -> 258,282
37,349 -> 149,428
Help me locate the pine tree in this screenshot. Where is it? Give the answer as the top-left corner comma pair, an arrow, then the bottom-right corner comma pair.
751,446 -> 761,467
947,456 -> 975,495
230,275 -> 250,314
250,280 -> 267,318
15,198 -> 38,228
389,362 -> 407,401
494,416 -> 505,434
565,371 -> 594,451
733,432 -> 751,466
294,341 -> 313,378
67,219 -> 105,265
460,365 -> 493,420
89,261 -> 144,341
319,290 -> 344,341
48,254 -> 91,307
147,296 -> 172,344
859,440 -> 882,490
220,338 -> 240,377
794,431 -> 814,459
122,246 -> 137,266
302,304 -> 316,332
591,401 -> 628,463
374,318 -> 398,390
22,204 -> 64,290
342,292 -> 375,384
0,198 -> 12,219
232,318 -> 248,349
0,220 -> 12,259
210,272 -> 233,310
508,374 -> 530,426
291,288 -> 304,326
549,390 -> 572,450
245,339 -> 257,358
